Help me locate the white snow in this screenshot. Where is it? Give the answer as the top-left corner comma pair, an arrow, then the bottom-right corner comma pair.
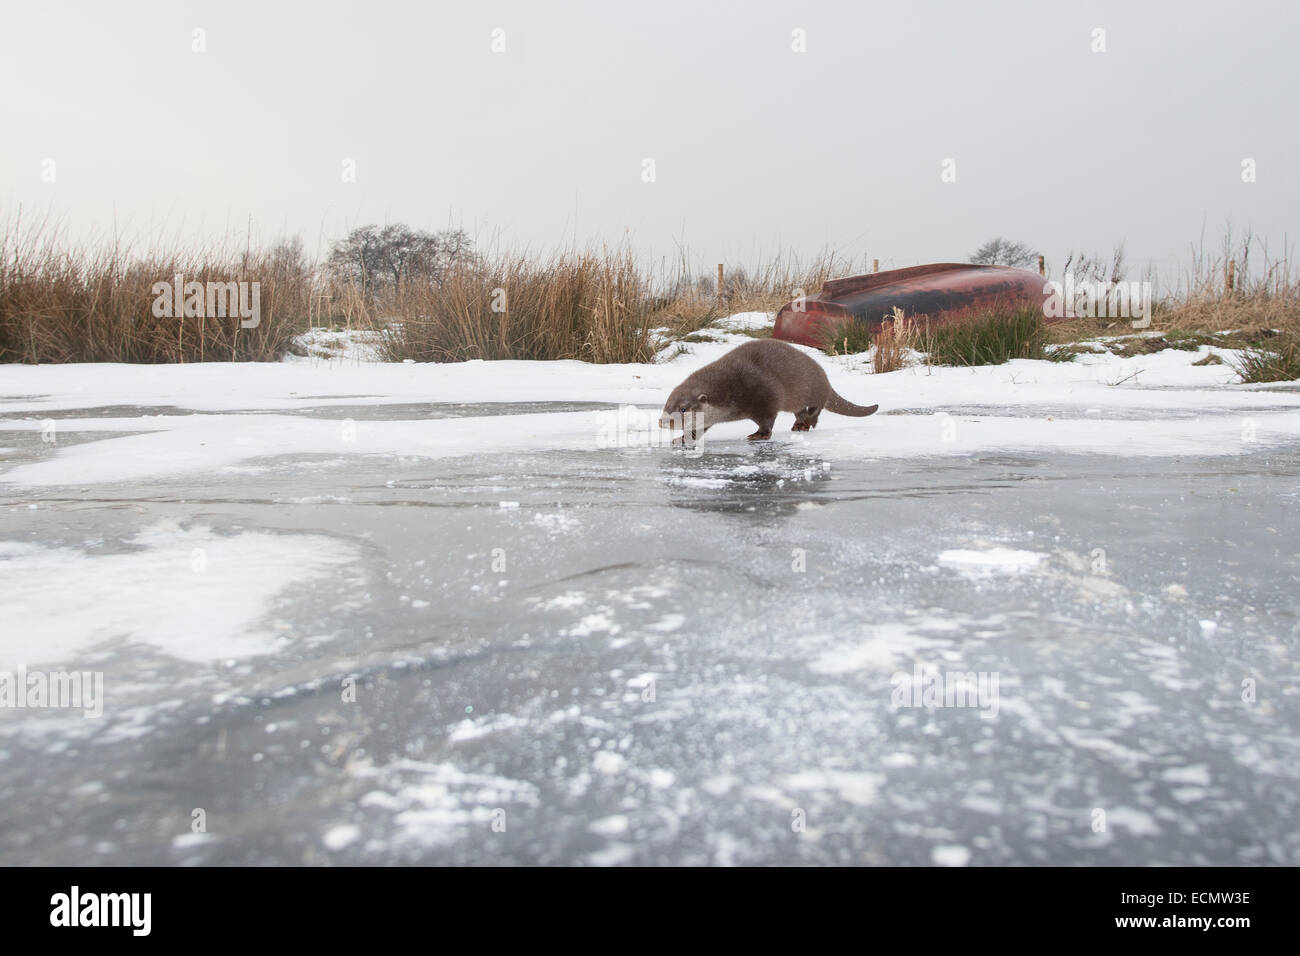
322,824 -> 361,851
806,623 -> 949,674
931,844 -> 972,866
348,758 -> 540,849
291,327 -> 387,363
937,548 -> 1047,577
712,310 -> 776,331
170,832 -> 218,850
1161,764 -> 1212,786
782,770 -> 884,807
588,814 -> 631,837
592,750 -> 628,776
0,522 -> 358,669
1107,807 -> 1162,837
1,318 -> 1298,489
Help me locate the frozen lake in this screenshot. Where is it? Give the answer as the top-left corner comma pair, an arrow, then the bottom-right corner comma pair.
2,327 -> 1299,865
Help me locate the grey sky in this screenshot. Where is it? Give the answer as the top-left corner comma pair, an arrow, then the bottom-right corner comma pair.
2,0 -> 1295,287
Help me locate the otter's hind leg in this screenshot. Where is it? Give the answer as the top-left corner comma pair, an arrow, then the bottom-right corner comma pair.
791,406 -> 821,432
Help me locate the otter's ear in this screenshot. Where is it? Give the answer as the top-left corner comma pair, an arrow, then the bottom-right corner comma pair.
696,393 -> 708,403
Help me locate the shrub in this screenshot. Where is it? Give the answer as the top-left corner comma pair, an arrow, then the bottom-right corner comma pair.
915,304 -> 1046,366
1231,334 -> 1300,383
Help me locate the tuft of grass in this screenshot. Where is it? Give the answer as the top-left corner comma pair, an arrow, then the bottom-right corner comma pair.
655,305 -> 721,342
821,317 -> 877,356
1164,330 -> 1216,350
915,305 -> 1046,366
1230,334 -> 1300,383
1192,352 -> 1224,366
1111,336 -> 1180,357
1044,344 -> 1086,362
872,307 -> 912,373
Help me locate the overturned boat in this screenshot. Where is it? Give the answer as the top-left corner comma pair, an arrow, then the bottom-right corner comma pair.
773,263 -> 1052,348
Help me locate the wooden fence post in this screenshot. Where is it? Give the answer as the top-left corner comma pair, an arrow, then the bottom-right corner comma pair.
1038,255 -> 1045,277
717,263 -> 724,303
1226,259 -> 1236,296
872,258 -> 879,274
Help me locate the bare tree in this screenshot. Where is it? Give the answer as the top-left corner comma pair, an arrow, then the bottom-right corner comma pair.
328,224 -> 473,298
970,237 -> 1038,269
264,235 -> 310,279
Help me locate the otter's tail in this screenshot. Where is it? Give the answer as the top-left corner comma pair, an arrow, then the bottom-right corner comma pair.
825,391 -> 879,417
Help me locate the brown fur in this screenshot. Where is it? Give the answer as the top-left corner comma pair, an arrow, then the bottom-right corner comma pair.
659,339 -> 878,441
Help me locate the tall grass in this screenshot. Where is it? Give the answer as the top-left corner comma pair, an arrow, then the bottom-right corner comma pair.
1045,231 -> 1300,342
647,249 -> 865,346
822,303 -> 1043,370
0,214 -> 862,366
872,308 -> 914,373
1040,231 -> 1300,382
6,216 -> 1297,378
1156,230 -> 1300,335
914,304 -> 1046,366
373,246 -> 858,363
0,223 -> 311,363
820,306 -> 914,373
377,249 -> 659,363
710,252 -> 862,316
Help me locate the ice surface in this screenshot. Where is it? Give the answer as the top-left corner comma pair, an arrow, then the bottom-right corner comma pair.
1,320 -> 1298,865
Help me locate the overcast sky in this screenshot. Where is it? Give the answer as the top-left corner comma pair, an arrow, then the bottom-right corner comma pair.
2,0 -> 1295,287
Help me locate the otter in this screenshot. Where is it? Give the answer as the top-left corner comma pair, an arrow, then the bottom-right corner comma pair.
659,339 -> 878,442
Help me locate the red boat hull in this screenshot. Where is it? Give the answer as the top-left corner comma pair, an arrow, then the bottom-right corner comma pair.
773,263 -> 1052,349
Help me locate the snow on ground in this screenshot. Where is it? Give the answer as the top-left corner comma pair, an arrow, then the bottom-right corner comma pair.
1,313 -> 1297,488
290,326 -> 388,363
0,522 -> 359,668
937,548 -> 1047,577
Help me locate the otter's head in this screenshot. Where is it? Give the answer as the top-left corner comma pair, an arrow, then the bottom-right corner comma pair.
659,385 -> 713,436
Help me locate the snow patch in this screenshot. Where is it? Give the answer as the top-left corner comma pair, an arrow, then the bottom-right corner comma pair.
0,523 -> 358,669
937,548 -> 1046,577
